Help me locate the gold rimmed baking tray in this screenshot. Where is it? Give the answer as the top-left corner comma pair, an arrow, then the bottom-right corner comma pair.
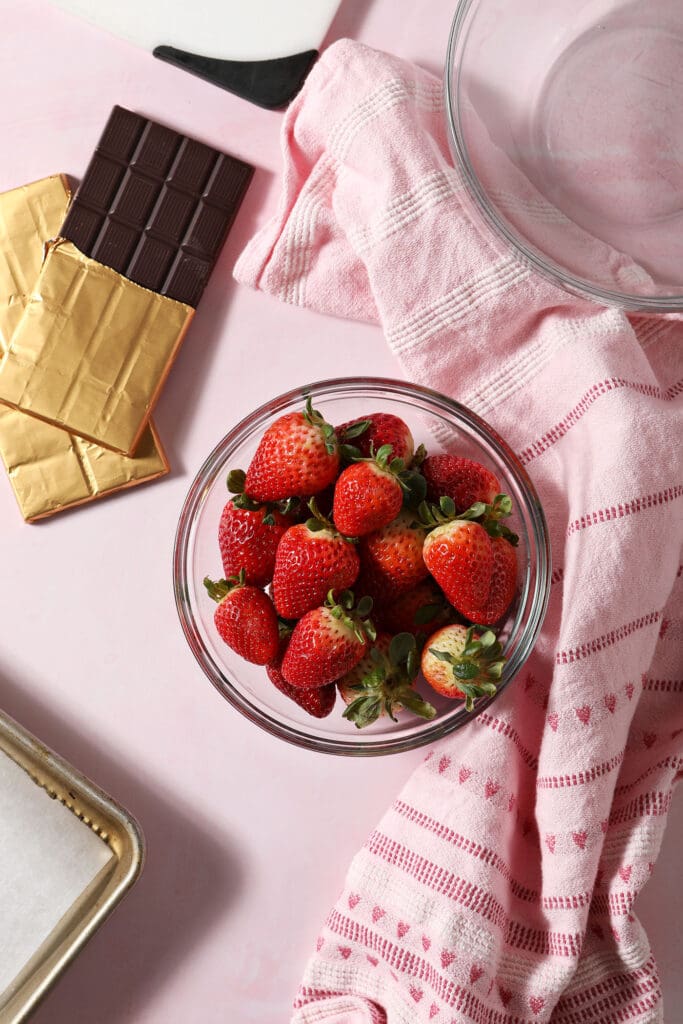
0,710 -> 144,1023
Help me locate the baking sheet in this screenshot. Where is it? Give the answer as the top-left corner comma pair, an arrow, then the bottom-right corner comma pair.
0,751 -> 113,996
0,710 -> 144,1023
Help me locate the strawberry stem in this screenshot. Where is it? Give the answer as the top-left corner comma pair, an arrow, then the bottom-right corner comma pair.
428,626 -> 506,711
305,496 -> 336,533
203,569 -> 246,603
325,589 -> 376,643
342,631 -> 436,728
460,493 -> 519,545
232,492 -> 263,513
349,443 -> 427,506
302,395 -> 338,455
418,493 -> 519,546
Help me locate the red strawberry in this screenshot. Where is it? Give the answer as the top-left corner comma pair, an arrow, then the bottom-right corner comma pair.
457,537 -> 517,625
272,519 -> 360,620
338,632 -> 436,728
267,639 -> 336,718
333,446 -> 404,537
423,519 -> 494,614
245,397 -> 339,502
421,624 -> 505,710
359,510 -> 428,597
337,413 -> 414,463
218,498 -> 289,586
382,579 -> 455,635
423,455 -> 501,513
281,591 -> 376,688
420,494 -> 518,619
204,573 -> 279,665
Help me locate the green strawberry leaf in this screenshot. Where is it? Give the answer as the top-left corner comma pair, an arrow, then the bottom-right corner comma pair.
343,419 -> 372,440
406,647 -> 418,680
492,494 -> 512,516
342,694 -> 383,729
384,696 -> 400,723
439,495 -> 456,518
429,648 -> 454,663
460,500 -> 487,520
204,572 -> 245,602
411,443 -> 428,468
227,468 -> 246,494
231,492 -> 262,512
396,688 -> 437,720
414,602 -> 442,625
453,661 -> 481,681
388,632 -> 415,666
374,443 -> 394,469
400,469 -> 427,508
340,443 -> 362,462
486,521 -> 519,545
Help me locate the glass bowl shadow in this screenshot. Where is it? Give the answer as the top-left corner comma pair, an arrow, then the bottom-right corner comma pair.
174,377 -> 551,755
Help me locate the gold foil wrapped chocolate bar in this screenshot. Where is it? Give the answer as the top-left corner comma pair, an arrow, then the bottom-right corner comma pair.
0,239 -> 193,455
0,106 -> 253,455
0,175 -> 169,522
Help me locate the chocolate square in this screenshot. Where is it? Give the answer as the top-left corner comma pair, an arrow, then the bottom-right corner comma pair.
60,106 -> 254,306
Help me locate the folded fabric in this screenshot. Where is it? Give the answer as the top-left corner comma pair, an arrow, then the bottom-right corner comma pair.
235,40 -> 683,1024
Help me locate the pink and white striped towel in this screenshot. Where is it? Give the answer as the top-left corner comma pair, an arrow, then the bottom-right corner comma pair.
235,40 -> 683,1024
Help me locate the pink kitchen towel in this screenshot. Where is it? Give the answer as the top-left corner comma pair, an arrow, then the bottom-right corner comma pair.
235,40 -> 683,1024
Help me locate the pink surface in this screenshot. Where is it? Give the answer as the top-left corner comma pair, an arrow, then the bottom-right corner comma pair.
235,41 -> 683,1023
0,2 -> 679,1022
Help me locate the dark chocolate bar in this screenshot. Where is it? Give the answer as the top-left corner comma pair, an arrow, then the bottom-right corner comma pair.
60,106 -> 253,306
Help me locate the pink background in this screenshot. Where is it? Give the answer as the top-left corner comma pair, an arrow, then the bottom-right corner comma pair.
0,1 -> 680,1021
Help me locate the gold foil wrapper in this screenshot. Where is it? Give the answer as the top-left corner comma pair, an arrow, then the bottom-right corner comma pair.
0,176 -> 169,522
0,407 -> 169,522
0,238 -> 193,455
0,175 -> 72,349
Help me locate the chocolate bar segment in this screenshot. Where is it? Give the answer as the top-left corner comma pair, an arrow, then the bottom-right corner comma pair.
60,106 -> 253,306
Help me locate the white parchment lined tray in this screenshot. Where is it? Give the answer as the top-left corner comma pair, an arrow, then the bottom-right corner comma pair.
0,710 -> 144,1023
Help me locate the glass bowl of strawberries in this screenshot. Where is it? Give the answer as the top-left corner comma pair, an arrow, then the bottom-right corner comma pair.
174,377 -> 550,755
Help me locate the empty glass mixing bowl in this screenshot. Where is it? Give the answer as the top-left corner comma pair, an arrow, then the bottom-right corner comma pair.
446,0 -> 683,310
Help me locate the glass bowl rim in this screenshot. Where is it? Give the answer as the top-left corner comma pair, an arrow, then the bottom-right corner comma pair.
444,0 -> 683,313
173,375 -> 552,756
